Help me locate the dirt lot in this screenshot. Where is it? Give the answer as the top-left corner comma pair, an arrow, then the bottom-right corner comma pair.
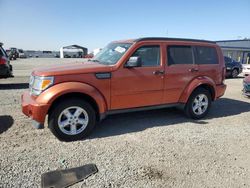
1,58 -> 250,188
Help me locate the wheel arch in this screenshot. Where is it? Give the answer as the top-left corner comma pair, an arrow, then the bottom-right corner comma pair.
48,92 -> 101,121
179,77 -> 216,103
36,82 -> 108,121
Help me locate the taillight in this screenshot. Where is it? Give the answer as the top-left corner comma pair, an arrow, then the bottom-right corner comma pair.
0,56 -> 7,65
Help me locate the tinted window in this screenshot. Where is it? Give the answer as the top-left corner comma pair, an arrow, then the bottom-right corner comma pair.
167,46 -> 193,65
132,46 -> 160,67
195,46 -> 218,64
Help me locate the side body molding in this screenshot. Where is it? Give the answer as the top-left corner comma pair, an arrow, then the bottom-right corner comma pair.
178,76 -> 216,103
36,82 -> 108,114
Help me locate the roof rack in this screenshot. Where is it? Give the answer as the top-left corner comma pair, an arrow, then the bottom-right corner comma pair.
134,37 -> 216,44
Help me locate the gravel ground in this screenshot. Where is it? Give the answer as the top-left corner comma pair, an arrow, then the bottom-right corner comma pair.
1,59 -> 250,187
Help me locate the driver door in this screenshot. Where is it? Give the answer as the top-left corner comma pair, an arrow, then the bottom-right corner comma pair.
111,44 -> 165,110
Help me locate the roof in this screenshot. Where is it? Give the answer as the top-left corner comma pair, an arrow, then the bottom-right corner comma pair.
134,37 -> 216,44
114,37 -> 216,44
219,46 -> 250,51
62,45 -> 87,50
0,42 -> 3,46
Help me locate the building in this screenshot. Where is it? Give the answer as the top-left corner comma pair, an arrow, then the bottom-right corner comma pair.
216,39 -> 250,64
60,45 -> 88,58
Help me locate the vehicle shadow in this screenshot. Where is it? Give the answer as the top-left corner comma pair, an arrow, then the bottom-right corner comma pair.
0,83 -> 29,90
0,115 -> 14,134
89,98 -> 250,139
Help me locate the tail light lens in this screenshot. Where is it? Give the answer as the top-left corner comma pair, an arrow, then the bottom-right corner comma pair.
0,56 -> 7,65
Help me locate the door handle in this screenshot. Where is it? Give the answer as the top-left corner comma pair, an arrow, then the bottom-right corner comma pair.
153,70 -> 165,75
189,68 -> 199,72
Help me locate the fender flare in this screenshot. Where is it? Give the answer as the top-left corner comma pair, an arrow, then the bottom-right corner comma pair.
179,76 -> 216,103
36,82 -> 108,114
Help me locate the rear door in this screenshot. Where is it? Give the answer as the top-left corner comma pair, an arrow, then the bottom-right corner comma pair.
194,46 -> 220,84
163,44 -> 198,103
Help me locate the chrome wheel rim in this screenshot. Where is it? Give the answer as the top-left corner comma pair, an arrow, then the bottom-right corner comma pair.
192,94 -> 208,115
58,106 -> 89,135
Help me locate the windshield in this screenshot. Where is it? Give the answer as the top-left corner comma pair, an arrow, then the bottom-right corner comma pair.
93,43 -> 132,65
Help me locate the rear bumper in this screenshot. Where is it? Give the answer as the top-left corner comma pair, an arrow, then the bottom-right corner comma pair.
215,84 -> 227,99
21,91 -> 50,125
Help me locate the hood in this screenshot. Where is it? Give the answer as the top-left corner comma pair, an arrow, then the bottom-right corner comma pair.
33,61 -> 112,76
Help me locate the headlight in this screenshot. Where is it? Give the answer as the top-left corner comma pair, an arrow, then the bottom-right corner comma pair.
29,75 -> 54,96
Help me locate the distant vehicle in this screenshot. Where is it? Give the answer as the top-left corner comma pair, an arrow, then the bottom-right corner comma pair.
243,75 -> 250,97
242,63 -> 250,76
18,49 -> 26,58
9,48 -> 19,60
224,56 -> 242,78
0,43 -> 13,78
22,37 -> 226,141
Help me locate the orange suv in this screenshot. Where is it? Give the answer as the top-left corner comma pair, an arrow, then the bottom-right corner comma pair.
22,38 -> 226,141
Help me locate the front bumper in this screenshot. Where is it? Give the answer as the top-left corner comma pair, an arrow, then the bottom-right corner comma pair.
21,91 -> 50,126
243,82 -> 250,97
216,84 -> 227,99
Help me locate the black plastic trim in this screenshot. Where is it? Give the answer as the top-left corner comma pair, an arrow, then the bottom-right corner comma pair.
95,72 -> 111,79
135,37 -> 216,44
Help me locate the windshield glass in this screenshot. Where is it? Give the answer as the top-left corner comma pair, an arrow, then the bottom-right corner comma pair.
93,43 -> 132,65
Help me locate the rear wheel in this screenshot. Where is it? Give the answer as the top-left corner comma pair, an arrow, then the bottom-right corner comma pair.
231,69 -> 239,78
48,99 -> 96,141
184,88 -> 211,119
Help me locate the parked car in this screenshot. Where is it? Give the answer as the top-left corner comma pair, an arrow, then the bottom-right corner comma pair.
18,49 -> 26,58
243,75 -> 250,97
22,37 -> 226,141
0,43 -> 13,78
9,48 -> 19,60
242,63 -> 250,76
224,56 -> 242,78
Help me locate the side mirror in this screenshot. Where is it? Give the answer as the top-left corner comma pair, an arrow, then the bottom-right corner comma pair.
124,56 -> 142,68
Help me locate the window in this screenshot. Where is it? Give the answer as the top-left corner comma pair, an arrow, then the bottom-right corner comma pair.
224,56 -> 232,64
167,46 -> 193,65
131,46 -> 160,67
195,46 -> 218,64
94,43 -> 132,65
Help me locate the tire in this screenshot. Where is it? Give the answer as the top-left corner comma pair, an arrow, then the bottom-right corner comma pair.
184,88 -> 211,119
231,69 -> 238,78
48,99 -> 96,141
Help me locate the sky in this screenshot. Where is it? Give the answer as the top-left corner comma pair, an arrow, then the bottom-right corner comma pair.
0,0 -> 250,51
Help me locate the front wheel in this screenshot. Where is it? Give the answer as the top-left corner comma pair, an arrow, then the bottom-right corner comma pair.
48,99 -> 96,141
184,88 -> 211,119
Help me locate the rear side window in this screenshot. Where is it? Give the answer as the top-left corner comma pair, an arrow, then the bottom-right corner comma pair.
195,46 -> 218,64
167,46 -> 193,65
